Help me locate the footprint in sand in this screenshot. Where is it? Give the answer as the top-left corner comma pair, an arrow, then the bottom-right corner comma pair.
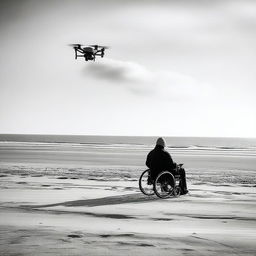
124,187 -> 134,191
137,243 -> 155,247
99,234 -> 134,238
181,248 -> 194,252
67,234 -> 83,238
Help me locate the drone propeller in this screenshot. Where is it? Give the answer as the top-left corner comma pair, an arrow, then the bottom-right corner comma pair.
68,43 -> 83,48
89,44 -> 110,49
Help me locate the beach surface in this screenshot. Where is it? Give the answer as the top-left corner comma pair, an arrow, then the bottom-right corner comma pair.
0,140 -> 255,255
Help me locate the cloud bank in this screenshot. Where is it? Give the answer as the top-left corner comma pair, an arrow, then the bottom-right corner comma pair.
84,58 -> 204,99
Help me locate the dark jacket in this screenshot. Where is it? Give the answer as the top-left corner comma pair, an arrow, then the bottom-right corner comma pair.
146,145 -> 175,179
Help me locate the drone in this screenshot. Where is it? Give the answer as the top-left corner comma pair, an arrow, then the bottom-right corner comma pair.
69,44 -> 109,61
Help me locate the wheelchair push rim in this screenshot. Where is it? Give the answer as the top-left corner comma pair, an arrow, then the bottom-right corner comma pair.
154,171 -> 175,198
139,169 -> 154,196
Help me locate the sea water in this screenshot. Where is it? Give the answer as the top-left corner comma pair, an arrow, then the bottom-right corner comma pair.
1,134 -> 256,149
0,134 -> 256,184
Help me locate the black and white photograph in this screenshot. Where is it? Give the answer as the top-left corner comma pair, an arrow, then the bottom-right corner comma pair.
0,0 -> 256,255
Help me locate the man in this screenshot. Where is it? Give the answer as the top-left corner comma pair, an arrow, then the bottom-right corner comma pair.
146,137 -> 188,195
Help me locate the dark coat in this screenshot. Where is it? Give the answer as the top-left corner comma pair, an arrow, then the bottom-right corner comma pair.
146,145 -> 176,180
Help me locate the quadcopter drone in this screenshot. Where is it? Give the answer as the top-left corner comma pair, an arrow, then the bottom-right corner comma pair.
69,44 -> 109,61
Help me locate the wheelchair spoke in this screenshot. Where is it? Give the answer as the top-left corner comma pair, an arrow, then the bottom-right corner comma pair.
154,171 -> 175,198
139,169 -> 154,196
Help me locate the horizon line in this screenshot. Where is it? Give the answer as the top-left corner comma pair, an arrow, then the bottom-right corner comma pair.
0,133 -> 256,139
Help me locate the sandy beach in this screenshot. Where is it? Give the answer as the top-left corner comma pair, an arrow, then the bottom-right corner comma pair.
0,141 -> 256,255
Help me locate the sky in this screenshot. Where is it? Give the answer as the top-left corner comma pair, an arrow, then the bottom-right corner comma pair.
0,0 -> 256,137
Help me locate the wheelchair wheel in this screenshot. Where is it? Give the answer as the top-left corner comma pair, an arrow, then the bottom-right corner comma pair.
139,169 -> 154,196
173,186 -> 181,197
154,171 -> 175,198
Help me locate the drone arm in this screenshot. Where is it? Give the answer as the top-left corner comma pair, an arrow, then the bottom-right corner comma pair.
74,48 -> 77,59
95,48 -> 104,53
95,48 -> 105,58
76,48 -> 84,54
74,47 -> 86,59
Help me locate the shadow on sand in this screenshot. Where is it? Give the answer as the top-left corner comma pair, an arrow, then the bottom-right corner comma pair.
28,193 -> 160,209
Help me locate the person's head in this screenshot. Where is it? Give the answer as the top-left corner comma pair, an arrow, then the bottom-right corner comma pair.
156,137 -> 166,148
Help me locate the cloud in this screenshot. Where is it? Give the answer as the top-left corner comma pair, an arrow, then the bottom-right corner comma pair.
85,58 -> 152,83
84,58 -> 205,99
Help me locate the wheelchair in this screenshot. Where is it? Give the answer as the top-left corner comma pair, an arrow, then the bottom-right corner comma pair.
139,164 -> 184,199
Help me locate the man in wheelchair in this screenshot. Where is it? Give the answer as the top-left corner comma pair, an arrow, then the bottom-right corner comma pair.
146,137 -> 188,195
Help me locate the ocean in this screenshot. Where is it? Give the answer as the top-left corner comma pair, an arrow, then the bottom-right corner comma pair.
1,134 -> 256,148
0,134 -> 256,184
